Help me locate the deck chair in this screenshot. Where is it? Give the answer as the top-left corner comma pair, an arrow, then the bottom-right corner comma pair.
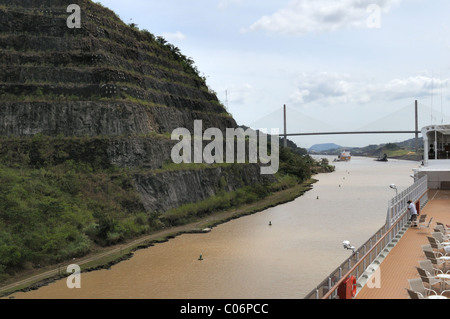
422,244 -> 444,257
427,236 -> 448,253
419,259 -> 449,276
405,288 -> 424,299
432,231 -> 450,243
432,232 -> 450,247
423,249 -> 446,270
419,217 -> 433,229
436,222 -> 450,234
408,278 -> 438,298
414,214 -> 428,228
435,225 -> 450,238
416,267 -> 443,291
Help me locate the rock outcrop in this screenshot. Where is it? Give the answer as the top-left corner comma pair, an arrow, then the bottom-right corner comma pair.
0,0 -> 272,214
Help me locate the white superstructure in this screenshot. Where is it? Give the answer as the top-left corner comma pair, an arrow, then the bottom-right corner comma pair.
414,124 -> 450,189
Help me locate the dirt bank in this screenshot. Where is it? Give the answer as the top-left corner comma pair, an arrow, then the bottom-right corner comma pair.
0,179 -> 316,297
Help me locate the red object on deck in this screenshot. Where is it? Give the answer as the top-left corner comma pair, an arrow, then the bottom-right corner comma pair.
338,276 -> 357,299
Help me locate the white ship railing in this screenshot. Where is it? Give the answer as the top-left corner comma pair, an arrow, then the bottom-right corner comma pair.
304,175 -> 428,299
385,175 -> 428,228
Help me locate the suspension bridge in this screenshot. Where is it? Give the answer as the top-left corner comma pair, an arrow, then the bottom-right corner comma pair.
282,101 -> 420,150
249,100 -> 450,149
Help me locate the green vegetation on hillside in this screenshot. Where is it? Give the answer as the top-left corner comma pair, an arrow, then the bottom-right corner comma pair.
0,0 -> 335,285
310,137 -> 423,161
0,161 -> 150,282
0,135 -> 332,282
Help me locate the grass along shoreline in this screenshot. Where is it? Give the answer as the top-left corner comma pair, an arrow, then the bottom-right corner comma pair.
0,178 -> 317,297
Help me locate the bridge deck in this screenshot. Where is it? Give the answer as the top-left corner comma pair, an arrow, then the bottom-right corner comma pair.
285,130 -> 419,136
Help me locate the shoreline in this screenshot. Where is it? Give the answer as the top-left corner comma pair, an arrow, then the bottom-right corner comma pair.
311,153 -> 422,162
0,178 -> 318,298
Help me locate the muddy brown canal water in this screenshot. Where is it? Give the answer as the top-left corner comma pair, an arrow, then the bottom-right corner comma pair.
11,157 -> 420,299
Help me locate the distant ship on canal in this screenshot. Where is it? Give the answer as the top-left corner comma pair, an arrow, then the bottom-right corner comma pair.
334,150 -> 351,162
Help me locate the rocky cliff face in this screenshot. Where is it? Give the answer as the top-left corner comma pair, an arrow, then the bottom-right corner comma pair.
0,0 -> 234,136
0,0 -> 272,214
135,164 -> 273,213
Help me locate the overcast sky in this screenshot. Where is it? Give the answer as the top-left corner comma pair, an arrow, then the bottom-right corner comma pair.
97,0 -> 450,147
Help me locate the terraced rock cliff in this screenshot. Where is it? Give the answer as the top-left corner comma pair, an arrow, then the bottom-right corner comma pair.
0,0 -> 271,193
0,0 -> 235,133
0,0 -> 306,279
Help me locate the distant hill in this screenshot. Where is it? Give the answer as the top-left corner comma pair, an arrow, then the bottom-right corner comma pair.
309,137 -> 424,161
396,137 -> 424,148
308,143 -> 342,152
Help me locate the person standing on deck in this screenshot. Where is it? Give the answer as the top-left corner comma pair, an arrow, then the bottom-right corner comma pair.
407,200 -> 418,226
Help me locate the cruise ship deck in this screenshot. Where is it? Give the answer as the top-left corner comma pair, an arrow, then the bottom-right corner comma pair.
356,189 -> 450,299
